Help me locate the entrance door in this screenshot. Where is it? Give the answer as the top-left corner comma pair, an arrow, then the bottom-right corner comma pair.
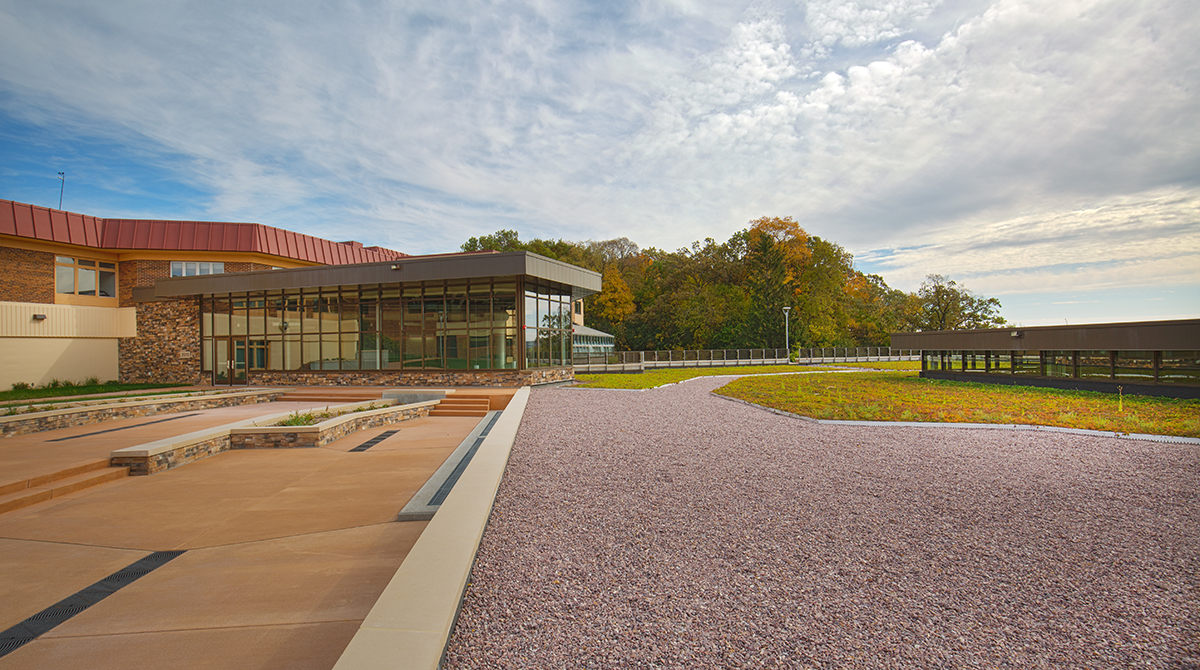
214,338 -> 248,385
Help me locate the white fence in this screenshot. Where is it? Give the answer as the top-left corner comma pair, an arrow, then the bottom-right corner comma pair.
573,347 -> 918,373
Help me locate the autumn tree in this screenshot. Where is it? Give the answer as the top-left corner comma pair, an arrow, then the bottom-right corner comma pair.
915,274 -> 1006,331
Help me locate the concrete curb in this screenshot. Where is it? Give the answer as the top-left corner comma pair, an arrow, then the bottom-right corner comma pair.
332,386 -> 532,670
715,393 -> 1200,445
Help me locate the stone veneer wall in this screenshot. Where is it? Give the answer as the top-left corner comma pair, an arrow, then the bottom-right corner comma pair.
112,434 -> 230,476
230,404 -> 431,449
0,390 -> 284,438
119,298 -> 204,384
0,246 -> 54,304
249,366 -> 574,387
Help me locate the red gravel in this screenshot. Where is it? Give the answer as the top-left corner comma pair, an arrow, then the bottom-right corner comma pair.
443,377 -> 1199,669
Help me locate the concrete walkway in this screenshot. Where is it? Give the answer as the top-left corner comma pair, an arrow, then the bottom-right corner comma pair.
0,398 -> 490,669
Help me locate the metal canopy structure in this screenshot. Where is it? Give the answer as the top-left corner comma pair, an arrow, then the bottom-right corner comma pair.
150,251 -> 602,301
891,319 -> 1199,352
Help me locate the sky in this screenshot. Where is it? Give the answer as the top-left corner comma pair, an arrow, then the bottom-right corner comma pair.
1,0 -> 1198,327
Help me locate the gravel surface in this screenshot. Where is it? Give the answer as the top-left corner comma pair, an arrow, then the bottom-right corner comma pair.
444,376 -> 1199,669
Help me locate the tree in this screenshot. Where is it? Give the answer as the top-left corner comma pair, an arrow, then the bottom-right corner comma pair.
915,274 -> 1006,331
461,229 -> 523,253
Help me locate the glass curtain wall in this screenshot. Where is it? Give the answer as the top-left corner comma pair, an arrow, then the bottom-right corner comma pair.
200,277 -> 538,374
523,281 -> 573,368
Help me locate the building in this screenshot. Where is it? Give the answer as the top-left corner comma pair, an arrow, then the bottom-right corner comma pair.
572,324 -> 616,357
1,198 -> 600,388
890,319 -> 1200,399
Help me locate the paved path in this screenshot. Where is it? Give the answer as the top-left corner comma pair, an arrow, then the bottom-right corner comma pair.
446,377 -> 1200,669
0,406 -> 482,670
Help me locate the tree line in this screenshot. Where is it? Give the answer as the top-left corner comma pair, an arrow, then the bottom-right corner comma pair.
462,217 -> 1005,351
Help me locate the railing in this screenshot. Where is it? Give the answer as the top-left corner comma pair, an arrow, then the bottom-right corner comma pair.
572,347 -> 918,373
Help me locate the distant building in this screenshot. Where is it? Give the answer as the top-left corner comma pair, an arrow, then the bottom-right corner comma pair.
890,319 -> 1200,398
1,198 -> 600,388
572,324 -> 616,356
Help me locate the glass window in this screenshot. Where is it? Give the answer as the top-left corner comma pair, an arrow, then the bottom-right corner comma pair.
1160,351 -> 1200,385
524,291 -> 538,329
1077,351 -> 1111,379
1115,351 -> 1154,383
55,264 -> 75,294
57,256 -> 117,297
210,298 -> 231,337
172,261 -> 226,277
1044,351 -> 1073,378
1012,351 -> 1041,375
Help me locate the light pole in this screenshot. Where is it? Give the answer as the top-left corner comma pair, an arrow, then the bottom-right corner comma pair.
783,306 -> 791,360
57,172 -> 65,209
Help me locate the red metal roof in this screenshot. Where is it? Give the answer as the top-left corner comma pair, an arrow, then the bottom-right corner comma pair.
0,199 -> 406,264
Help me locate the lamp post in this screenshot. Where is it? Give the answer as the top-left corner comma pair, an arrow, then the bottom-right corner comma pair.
783,306 -> 791,360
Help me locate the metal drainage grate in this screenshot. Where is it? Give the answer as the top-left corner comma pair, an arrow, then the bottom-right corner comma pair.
49,414 -> 202,442
428,411 -> 503,506
350,430 -> 399,452
0,550 -> 185,659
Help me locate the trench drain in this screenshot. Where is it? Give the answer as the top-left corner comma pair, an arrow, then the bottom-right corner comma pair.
397,410 -> 502,521
350,430 -> 399,452
0,550 -> 186,658
48,414 -> 202,442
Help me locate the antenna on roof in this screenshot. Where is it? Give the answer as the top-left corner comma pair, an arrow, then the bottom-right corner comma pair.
57,172 -> 65,209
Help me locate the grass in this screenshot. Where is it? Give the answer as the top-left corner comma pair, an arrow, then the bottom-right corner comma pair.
0,382 -> 190,409
575,365 -> 801,390
714,370 -> 1200,438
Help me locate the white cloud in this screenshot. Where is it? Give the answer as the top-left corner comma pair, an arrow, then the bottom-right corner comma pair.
0,0 -> 1197,323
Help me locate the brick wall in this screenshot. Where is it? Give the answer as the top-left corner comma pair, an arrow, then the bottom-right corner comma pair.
118,260 -> 276,307
119,298 -> 204,384
0,246 -> 54,304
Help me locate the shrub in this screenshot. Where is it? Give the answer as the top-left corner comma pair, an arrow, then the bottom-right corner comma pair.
84,376 -> 100,386
10,381 -> 31,391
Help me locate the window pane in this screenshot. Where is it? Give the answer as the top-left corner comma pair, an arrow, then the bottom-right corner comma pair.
171,261 -> 183,277
77,268 -> 97,295
494,294 -> 517,329
210,298 -> 231,336
302,335 -> 322,370
185,262 -> 198,276
524,291 -> 537,329
99,270 -> 116,298
1115,351 -> 1153,382
78,259 -> 96,267
525,328 -> 539,368
100,261 -> 116,270
56,265 -> 75,294
1044,351 -> 1073,378
56,256 -> 74,264
500,329 -> 518,369
1012,351 -> 1040,375
1078,351 -> 1111,379
1160,351 -> 1200,385
212,262 -> 224,273
469,332 -> 490,370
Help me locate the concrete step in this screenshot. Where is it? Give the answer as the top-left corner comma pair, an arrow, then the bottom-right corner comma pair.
437,400 -> 490,409
428,408 -> 489,417
0,458 -> 112,496
0,465 -> 129,515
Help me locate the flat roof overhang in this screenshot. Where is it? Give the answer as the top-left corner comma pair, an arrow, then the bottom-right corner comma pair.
890,319 -> 1200,351
150,251 -> 603,301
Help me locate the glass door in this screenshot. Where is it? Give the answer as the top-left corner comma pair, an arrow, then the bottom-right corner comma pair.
214,338 -> 248,385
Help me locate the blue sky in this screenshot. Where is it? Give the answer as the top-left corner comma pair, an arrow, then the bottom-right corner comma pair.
1,0 -> 1198,326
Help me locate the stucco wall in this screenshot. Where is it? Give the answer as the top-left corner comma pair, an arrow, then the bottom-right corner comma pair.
0,337 -> 119,389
